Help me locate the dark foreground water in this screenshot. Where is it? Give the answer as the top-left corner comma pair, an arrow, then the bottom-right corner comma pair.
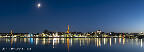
0,38 -> 144,52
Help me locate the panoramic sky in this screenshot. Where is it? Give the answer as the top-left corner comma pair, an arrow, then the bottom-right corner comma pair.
0,0 -> 144,33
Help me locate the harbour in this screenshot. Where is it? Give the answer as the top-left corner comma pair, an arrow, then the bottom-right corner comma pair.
0,38 -> 144,52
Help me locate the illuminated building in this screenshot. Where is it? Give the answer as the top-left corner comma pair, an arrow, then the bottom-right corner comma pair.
28,34 -> 33,38
96,30 -> 102,34
66,25 -> 70,34
11,30 -> 13,37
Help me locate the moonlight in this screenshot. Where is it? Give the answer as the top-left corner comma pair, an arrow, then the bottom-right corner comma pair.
37,3 -> 41,8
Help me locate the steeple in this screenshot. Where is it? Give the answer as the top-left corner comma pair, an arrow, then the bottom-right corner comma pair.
66,25 -> 70,34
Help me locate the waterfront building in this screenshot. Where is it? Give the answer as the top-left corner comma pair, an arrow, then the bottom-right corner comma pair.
27,34 -> 33,38
140,32 -> 144,35
96,30 -> 102,37
96,30 -> 102,34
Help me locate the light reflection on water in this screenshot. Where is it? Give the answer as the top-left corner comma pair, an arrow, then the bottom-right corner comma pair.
0,38 -> 144,52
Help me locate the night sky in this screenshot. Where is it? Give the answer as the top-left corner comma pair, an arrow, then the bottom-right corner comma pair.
0,0 -> 144,33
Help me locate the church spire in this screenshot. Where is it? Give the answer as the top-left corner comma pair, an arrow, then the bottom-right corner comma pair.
66,25 -> 70,33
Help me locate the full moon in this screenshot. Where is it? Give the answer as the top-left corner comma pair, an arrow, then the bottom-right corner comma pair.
37,3 -> 41,8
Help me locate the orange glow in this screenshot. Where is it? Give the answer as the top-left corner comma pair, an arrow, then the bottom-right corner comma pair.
66,25 -> 70,34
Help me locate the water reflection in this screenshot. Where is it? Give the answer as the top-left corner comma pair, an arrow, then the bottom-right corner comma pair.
0,38 -> 144,52
53,38 -> 59,48
114,38 -> 116,44
30,38 -> 33,44
123,38 -> 125,45
141,39 -> 142,48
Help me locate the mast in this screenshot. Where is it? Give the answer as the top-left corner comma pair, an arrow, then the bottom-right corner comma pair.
11,30 -> 13,37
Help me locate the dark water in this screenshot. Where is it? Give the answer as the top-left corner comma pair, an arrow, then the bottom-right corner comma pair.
0,38 -> 144,52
